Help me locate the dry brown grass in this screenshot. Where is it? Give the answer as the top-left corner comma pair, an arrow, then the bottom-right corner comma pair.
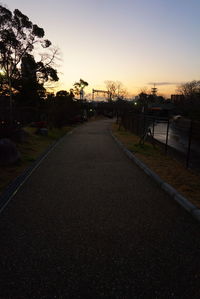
112,123 -> 200,208
0,126 -> 72,196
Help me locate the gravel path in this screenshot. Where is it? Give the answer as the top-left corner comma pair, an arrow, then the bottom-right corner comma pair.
0,119 -> 200,298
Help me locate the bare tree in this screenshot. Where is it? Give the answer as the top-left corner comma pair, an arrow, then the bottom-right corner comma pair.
177,80 -> 200,98
176,80 -> 200,118
104,80 -> 117,100
104,80 -> 127,100
115,81 -> 128,99
139,87 -> 150,95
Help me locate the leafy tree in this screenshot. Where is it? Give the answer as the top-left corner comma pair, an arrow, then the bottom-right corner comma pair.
136,89 -> 165,112
48,90 -> 81,127
73,79 -> 88,100
0,5 -> 58,123
19,54 -> 45,105
56,90 -> 69,97
21,53 -> 58,97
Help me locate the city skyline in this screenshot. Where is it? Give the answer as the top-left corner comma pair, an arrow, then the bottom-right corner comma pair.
3,0 -> 200,98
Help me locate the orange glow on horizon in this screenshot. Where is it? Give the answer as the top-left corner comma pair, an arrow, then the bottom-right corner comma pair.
5,0 -> 200,102
53,79 -> 178,99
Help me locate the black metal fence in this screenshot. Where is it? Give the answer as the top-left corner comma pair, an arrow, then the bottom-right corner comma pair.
119,112 -> 200,173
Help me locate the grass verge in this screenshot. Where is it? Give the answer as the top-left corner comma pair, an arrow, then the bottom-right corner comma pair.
0,126 -> 73,196
112,123 -> 200,208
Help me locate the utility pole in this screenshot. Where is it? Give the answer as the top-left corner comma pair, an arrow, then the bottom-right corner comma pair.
92,89 -> 112,101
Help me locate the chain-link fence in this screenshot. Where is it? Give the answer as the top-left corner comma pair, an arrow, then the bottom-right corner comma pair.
120,112 -> 200,173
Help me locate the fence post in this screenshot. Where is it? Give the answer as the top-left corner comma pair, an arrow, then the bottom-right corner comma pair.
186,120 -> 193,169
165,119 -> 170,154
116,111 -> 119,124
137,114 -> 140,135
143,114 -> 146,137
152,118 -> 155,137
129,116 -> 131,131
132,116 -> 134,133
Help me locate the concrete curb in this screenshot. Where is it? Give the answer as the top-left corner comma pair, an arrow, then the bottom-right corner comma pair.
110,130 -> 200,222
0,129 -> 74,214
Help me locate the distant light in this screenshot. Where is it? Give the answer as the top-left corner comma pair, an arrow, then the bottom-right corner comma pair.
134,102 -> 137,105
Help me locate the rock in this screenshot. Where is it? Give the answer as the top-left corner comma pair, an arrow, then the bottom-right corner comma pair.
0,138 -> 20,165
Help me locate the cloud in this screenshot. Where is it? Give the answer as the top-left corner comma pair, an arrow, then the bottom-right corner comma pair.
147,82 -> 179,86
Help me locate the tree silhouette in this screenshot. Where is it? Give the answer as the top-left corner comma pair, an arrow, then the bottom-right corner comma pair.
0,5 -> 58,123
56,90 -> 69,97
73,79 -> 89,100
104,80 -> 127,100
176,80 -> 200,118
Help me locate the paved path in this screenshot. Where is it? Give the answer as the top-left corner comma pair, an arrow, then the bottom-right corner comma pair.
0,119 -> 200,298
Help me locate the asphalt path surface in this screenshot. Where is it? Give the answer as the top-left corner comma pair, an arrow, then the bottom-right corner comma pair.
0,119 -> 200,298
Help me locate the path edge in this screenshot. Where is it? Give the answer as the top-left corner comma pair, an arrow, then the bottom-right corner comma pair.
0,129 -> 74,214
110,129 -> 200,222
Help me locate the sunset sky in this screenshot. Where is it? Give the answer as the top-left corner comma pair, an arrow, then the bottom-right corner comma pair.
3,0 -> 200,98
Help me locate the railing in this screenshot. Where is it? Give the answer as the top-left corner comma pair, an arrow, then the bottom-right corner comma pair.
119,112 -> 200,173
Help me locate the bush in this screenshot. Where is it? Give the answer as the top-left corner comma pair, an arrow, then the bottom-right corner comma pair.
0,138 -> 20,165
